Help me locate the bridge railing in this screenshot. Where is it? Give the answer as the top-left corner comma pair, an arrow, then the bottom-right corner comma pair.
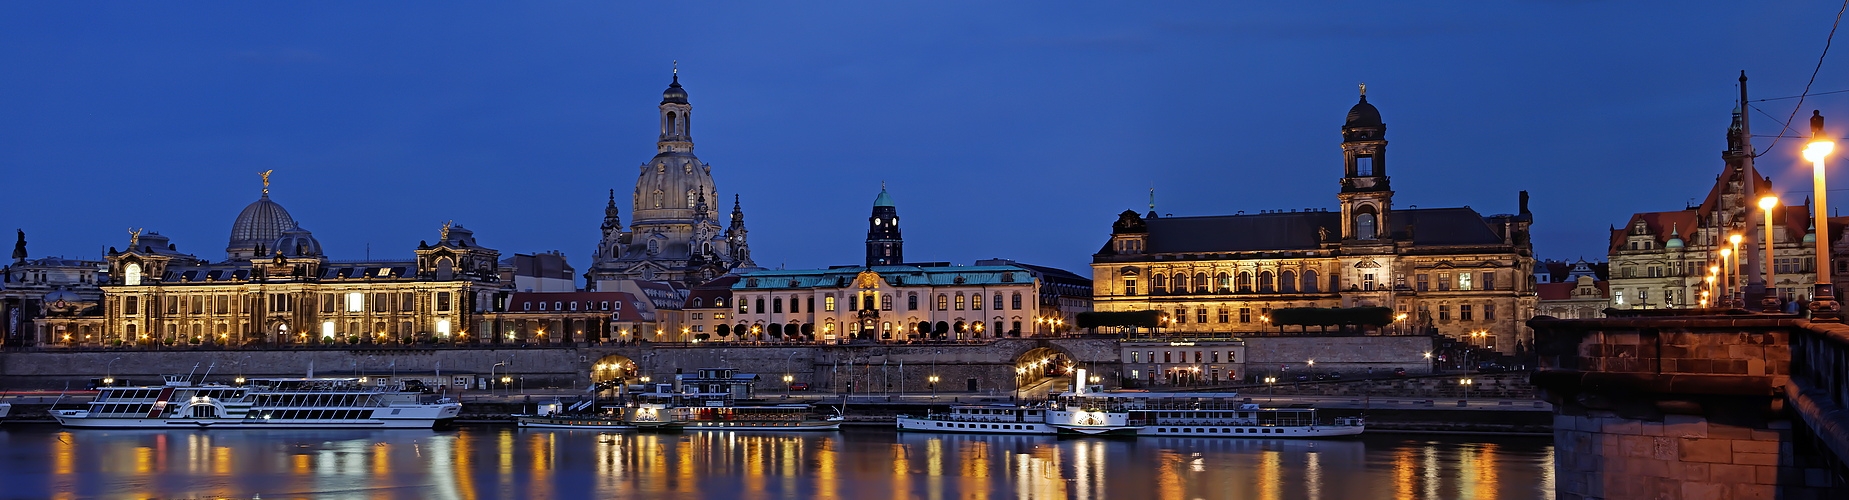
1787,322 -> 1849,471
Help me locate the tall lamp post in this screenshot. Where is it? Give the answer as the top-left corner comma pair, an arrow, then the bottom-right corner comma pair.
1806,110 -> 1840,321
928,375 -> 939,399
1264,376 -> 1276,403
1459,377 -> 1474,405
1723,234 -> 1738,309
1761,196 -> 1782,311
1720,247 -> 1734,309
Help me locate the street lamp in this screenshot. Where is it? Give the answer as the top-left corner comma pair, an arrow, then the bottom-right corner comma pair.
104,356 -> 122,387
1761,196 -> 1782,311
1729,233 -> 1744,307
501,376 -> 512,396
1459,377 -> 1474,404
928,375 -> 939,399
490,361 -> 506,395
783,374 -> 794,399
1720,247 -> 1733,309
1264,376 -> 1277,403
1806,110 -> 1840,320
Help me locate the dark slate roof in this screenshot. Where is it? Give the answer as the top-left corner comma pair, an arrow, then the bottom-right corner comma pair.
1141,207 -> 1504,254
1146,212 -> 1339,253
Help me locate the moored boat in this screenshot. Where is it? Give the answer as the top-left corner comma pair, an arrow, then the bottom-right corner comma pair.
629,368 -> 839,432
53,374 -> 459,429
515,399 -> 635,430
897,404 -> 1056,435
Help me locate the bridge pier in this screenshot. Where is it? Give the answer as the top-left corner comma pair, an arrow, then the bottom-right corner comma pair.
1532,316 -> 1848,499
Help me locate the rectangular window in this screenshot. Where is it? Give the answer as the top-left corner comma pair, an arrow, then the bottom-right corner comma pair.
1239,308 -> 1251,323
909,294 -> 919,310
1363,273 -> 1376,291
739,300 -> 749,314
1174,307 -> 1186,324
402,292 -> 415,311
1416,274 -> 1429,291
955,295 -> 965,310
125,296 -> 139,316
825,295 -> 837,312
1438,274 -> 1451,291
1211,351 -> 1220,363
373,292 -> 388,312
971,294 -> 982,310
1196,308 -> 1207,324
1482,272 -> 1495,290
1484,304 -> 1496,320
1012,294 -> 1022,309
1460,304 -> 1473,321
934,295 -> 945,310
1395,273 -> 1407,289
323,293 -> 336,313
437,292 -> 451,312
1217,309 -> 1230,323
346,292 -> 364,312
1131,351 -> 1140,363
1458,273 -> 1472,291
1356,155 -> 1374,176
1164,351 -> 1172,363
1125,278 -> 1137,296
1438,305 -> 1451,321
773,298 -> 783,314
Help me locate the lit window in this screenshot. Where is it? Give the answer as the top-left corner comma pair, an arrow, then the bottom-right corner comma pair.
825,296 -> 836,312
346,292 -> 364,312
437,320 -> 451,336
1458,273 -> 1473,291
123,263 -> 142,286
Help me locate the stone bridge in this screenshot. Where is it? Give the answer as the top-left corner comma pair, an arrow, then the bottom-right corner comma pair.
1531,314 -> 1849,499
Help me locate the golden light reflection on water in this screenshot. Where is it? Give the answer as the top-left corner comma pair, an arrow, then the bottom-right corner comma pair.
17,428 -> 1554,499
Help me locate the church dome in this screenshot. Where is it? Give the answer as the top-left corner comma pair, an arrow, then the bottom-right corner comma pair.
1805,232 -> 1817,244
227,193 -> 297,259
271,225 -> 322,257
1665,236 -> 1684,249
1345,95 -> 1383,128
662,74 -> 688,104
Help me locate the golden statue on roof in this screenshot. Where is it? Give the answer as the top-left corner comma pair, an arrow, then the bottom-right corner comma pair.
260,169 -> 273,195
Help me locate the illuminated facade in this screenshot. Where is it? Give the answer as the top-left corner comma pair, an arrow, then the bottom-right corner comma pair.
732,265 -> 1043,342
90,181 -> 509,347
1091,89 -> 1539,354
3,231 -> 109,346
586,69 -> 756,290
1607,75 -> 1823,309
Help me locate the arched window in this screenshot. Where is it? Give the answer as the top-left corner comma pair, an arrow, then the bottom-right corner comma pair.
1194,273 -> 1208,293
1237,272 -> 1253,292
1355,211 -> 1378,240
1173,273 -> 1188,293
955,294 -> 966,310
936,294 -> 948,310
908,293 -> 919,310
666,111 -> 678,135
123,263 -> 142,286
1259,271 -> 1275,293
772,297 -> 783,313
1215,272 -> 1230,292
971,293 -> 982,310
993,293 -> 1003,310
1011,292 -> 1023,309
1280,271 -> 1298,293
881,294 -> 893,311
755,297 -> 766,314
1303,270 -> 1321,293
1152,274 -> 1166,293
692,298 -> 703,308
715,297 -> 725,307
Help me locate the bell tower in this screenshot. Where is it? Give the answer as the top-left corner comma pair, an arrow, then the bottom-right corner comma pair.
866,185 -> 903,267
1337,84 -> 1394,241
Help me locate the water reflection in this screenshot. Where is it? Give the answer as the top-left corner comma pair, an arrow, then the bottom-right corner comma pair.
0,426 -> 1554,499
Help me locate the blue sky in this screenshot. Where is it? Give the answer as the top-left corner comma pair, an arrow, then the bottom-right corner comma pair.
4,2 -> 1848,279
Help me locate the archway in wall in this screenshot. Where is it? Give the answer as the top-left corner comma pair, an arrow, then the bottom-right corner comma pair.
1012,347 -> 1076,398
590,354 -> 638,393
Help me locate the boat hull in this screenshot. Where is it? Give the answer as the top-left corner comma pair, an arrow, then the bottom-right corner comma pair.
896,416 -> 1056,435
677,421 -> 841,431
1051,425 -> 1144,436
1135,424 -> 1365,438
516,416 -> 636,430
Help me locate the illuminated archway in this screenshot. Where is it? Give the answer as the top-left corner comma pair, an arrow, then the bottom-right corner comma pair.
590,354 -> 638,391
1012,347 -> 1076,395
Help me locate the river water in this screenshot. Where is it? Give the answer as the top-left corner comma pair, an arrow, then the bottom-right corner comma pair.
0,425 -> 1552,499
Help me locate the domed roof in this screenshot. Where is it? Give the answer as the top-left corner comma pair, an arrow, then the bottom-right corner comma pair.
873,187 -> 895,208
271,224 -> 322,257
662,73 -> 688,104
228,193 -> 297,258
1345,95 -> 1383,128
1665,236 -> 1684,249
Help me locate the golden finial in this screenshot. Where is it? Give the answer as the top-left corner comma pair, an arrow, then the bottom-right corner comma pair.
1359,83 -> 1367,97
440,220 -> 454,242
128,228 -> 143,247
260,169 -> 274,195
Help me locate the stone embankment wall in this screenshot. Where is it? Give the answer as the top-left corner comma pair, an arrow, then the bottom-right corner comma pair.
1242,336 -> 1437,376
1532,316 -> 1847,499
1253,372 -> 1533,399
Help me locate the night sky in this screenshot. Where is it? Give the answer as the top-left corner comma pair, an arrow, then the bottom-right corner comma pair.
4,2 -> 1848,281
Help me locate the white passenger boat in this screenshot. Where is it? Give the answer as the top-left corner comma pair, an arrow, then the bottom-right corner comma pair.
629,368 -> 840,431
1054,388 -> 1363,438
53,375 -> 460,429
515,399 -> 635,430
896,404 -> 1057,435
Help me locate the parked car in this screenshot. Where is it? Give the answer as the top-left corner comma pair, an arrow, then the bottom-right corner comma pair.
1475,362 -> 1508,373
788,382 -> 809,391
1392,367 -> 1408,378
